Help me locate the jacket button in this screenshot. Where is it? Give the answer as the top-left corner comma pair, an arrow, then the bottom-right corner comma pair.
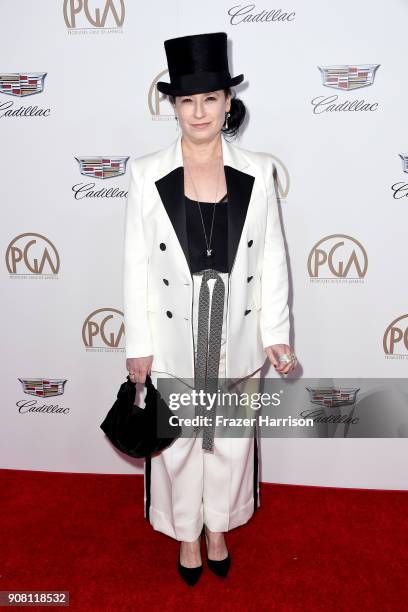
160,242 -> 166,251
248,239 -> 253,247
166,310 -> 172,318
244,309 -> 251,316
247,276 -> 253,282
163,278 -> 169,285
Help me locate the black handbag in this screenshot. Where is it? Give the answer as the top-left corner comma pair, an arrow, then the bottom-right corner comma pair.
100,374 -> 182,458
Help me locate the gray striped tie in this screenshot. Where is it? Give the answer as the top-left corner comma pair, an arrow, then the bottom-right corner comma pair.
193,269 -> 225,451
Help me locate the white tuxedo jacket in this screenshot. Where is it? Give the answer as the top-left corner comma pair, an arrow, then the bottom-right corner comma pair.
122,132 -> 290,380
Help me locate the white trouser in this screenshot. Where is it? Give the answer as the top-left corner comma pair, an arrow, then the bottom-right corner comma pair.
140,272 -> 262,542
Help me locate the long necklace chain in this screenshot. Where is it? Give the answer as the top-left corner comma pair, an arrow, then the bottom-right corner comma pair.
185,159 -> 222,257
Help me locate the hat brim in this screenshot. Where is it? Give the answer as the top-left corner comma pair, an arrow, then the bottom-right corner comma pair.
156,74 -> 244,97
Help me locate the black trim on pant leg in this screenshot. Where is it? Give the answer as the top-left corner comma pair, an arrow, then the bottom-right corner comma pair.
145,454 -> 151,522
253,425 -> 259,512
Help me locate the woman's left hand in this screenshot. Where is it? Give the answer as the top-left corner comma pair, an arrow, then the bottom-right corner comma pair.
265,344 -> 297,376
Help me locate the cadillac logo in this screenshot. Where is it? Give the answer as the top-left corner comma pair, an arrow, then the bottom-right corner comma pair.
398,154 -> 408,173
18,378 -> 67,398
318,65 -> 380,91
75,156 -> 129,179
0,73 -> 47,97
306,387 -> 360,408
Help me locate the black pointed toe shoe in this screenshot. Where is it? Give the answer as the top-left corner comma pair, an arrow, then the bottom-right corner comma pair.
204,532 -> 231,578
177,552 -> 203,586
206,552 -> 231,578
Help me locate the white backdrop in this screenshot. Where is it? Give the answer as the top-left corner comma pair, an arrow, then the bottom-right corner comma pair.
2,0 -> 408,489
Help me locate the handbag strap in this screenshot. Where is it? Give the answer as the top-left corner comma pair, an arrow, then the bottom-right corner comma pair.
144,374 -> 153,388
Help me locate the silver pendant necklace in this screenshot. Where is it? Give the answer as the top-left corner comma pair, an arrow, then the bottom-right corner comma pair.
185,159 -> 222,259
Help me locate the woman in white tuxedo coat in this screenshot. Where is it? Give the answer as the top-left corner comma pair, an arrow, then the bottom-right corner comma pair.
123,32 -> 297,585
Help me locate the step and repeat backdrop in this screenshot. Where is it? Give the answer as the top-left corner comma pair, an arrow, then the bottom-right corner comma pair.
2,0 -> 408,488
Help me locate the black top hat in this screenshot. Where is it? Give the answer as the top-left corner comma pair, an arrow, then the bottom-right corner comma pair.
156,32 -> 244,97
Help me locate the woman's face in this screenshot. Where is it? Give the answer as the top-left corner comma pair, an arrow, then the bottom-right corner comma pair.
173,90 -> 231,142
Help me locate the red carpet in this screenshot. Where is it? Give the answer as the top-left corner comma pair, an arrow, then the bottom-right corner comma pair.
1,468 -> 407,611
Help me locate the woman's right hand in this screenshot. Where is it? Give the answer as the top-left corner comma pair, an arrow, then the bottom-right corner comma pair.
126,356 -> 153,384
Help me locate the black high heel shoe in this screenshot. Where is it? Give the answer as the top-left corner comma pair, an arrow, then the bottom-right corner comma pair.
204,531 -> 231,578
177,542 -> 203,586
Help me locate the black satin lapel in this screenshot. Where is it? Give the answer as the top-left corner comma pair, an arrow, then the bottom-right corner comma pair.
225,165 -> 255,272
155,164 -> 254,275
155,167 -> 190,271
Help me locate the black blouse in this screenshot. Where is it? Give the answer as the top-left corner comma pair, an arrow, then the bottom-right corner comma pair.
185,193 -> 228,273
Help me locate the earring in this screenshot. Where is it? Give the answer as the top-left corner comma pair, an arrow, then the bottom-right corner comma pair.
225,112 -> 231,130
175,115 -> 179,132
